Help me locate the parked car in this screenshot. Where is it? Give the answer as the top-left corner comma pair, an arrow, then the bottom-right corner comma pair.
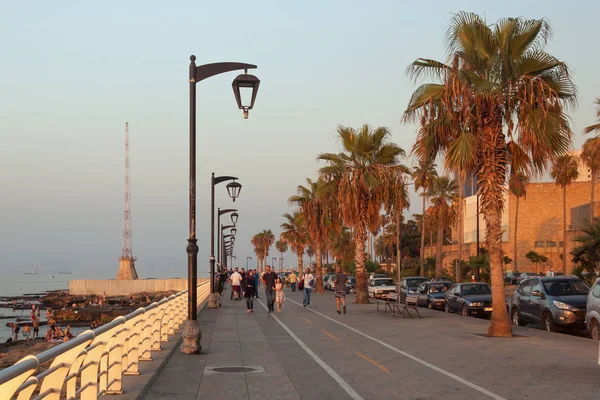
323,274 -> 335,290
399,277 -> 429,303
444,282 -> 493,317
546,271 -> 565,277
516,272 -> 539,285
415,281 -> 453,309
345,277 -> 356,294
510,276 -> 589,332
586,278 -> 600,340
369,273 -> 388,281
368,278 -> 397,299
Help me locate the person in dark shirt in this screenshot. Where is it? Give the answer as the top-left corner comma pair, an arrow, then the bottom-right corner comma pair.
263,265 -> 278,313
334,266 -> 348,314
243,270 -> 256,313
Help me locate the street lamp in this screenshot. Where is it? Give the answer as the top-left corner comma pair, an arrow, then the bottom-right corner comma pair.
183,55 -> 259,355
217,213 -> 237,266
279,257 -> 284,273
220,225 -> 236,269
232,70 -> 261,119
210,176 -> 242,310
272,257 -> 277,270
246,256 -> 252,269
226,180 -> 242,201
231,212 -> 239,225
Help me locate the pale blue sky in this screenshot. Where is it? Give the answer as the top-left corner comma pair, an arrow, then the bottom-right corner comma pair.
1,1 -> 598,278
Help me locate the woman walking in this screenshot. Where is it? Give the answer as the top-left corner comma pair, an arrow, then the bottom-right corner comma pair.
275,277 -> 285,313
243,269 -> 256,313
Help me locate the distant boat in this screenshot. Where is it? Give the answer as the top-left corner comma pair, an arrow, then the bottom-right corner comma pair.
22,271 -> 39,275
59,271 -> 71,275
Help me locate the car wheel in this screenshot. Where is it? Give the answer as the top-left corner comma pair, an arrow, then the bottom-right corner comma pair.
543,312 -> 557,332
427,301 -> 433,310
461,304 -> 469,317
591,319 -> 600,341
511,308 -> 526,326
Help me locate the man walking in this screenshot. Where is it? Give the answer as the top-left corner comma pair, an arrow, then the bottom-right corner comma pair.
333,266 -> 347,314
301,267 -> 314,307
287,270 -> 298,292
263,265 -> 278,313
230,267 -> 243,300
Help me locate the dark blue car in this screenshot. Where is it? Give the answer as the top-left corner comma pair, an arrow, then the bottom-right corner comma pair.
415,281 -> 453,310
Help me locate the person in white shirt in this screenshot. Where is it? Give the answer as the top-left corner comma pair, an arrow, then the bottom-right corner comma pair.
301,267 -> 315,307
230,267 -> 243,300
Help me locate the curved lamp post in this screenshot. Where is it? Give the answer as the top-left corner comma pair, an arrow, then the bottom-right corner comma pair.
183,55 -> 259,355
246,256 -> 252,269
215,209 -> 237,285
220,224 -> 236,267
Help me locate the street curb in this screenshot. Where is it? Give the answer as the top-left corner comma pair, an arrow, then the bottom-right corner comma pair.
134,299 -> 209,400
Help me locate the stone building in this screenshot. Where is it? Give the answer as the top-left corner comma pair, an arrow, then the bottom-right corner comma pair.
426,181 -> 600,274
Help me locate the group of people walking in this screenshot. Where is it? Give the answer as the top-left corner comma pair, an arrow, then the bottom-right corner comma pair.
219,265 -> 348,315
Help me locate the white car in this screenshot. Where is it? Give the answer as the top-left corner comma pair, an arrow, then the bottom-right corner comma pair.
323,274 -> 335,290
368,278 -> 397,299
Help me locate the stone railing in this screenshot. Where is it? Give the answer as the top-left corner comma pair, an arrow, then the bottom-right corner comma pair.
0,280 -> 210,400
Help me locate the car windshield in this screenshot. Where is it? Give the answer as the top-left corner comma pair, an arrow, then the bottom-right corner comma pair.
460,284 -> 491,295
374,279 -> 395,286
543,280 -> 589,296
429,283 -> 451,293
407,279 -> 427,287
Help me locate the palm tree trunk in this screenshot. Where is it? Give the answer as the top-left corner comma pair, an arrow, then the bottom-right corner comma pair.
563,185 -> 567,274
315,247 -> 324,293
591,173 -> 596,224
457,173 -> 464,282
479,124 -> 512,338
297,251 -> 303,273
396,212 -> 401,282
420,195 -> 426,277
435,223 -> 443,278
354,231 -> 369,304
513,196 -> 519,272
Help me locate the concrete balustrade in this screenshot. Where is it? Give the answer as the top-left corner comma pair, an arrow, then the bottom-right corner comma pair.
0,280 -> 210,400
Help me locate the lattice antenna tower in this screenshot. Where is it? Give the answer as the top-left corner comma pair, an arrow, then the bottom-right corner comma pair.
121,122 -> 134,261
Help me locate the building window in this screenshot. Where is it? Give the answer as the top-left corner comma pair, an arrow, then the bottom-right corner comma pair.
559,241 -> 564,247
534,241 -> 546,248
546,241 -> 557,248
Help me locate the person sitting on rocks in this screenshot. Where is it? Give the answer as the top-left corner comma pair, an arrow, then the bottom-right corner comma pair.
44,328 -> 53,341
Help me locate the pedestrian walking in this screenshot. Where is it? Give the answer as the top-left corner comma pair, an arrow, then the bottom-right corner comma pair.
301,267 -> 314,307
275,277 -> 285,313
243,270 -> 256,313
230,267 -> 243,300
253,269 -> 260,298
333,266 -> 347,314
287,271 -> 298,292
263,265 -> 278,313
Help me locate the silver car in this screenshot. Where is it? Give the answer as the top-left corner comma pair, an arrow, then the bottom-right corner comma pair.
323,274 -> 335,290
586,278 -> 600,340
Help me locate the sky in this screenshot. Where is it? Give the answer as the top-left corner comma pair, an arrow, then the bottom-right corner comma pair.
1,1 -> 599,279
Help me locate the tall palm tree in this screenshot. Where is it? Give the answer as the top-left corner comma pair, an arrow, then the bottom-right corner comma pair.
318,124 -> 407,303
404,13 -> 576,337
508,172 -> 529,272
412,160 -> 438,277
290,178 -> 331,293
306,246 -> 314,266
251,232 -> 266,271
280,211 -> 307,273
261,229 -> 275,269
551,155 -> 579,273
581,137 -> 600,224
427,176 -> 458,277
275,240 -> 288,272
329,226 -> 355,266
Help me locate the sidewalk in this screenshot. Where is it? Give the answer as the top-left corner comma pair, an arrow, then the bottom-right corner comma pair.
143,287 -> 600,400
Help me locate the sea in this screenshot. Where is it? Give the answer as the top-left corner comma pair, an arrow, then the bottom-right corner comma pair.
0,266 -> 210,343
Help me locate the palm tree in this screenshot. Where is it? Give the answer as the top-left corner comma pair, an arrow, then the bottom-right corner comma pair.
427,176 -> 458,277
306,246 -> 314,266
581,137 -> 600,224
508,172 -> 529,272
280,211 -> 307,273
584,98 -> 600,135
275,240 -> 288,272
261,229 -> 275,270
571,222 -> 600,274
251,232 -> 266,271
290,178 -> 331,293
404,13 -> 576,337
318,124 -> 407,303
412,160 -> 438,277
329,226 -> 355,266
551,155 -> 579,273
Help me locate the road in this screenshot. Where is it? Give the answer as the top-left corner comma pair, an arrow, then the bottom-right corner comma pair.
144,287 -> 600,400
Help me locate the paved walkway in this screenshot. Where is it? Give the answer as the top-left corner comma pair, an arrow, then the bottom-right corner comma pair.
145,287 -> 600,400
